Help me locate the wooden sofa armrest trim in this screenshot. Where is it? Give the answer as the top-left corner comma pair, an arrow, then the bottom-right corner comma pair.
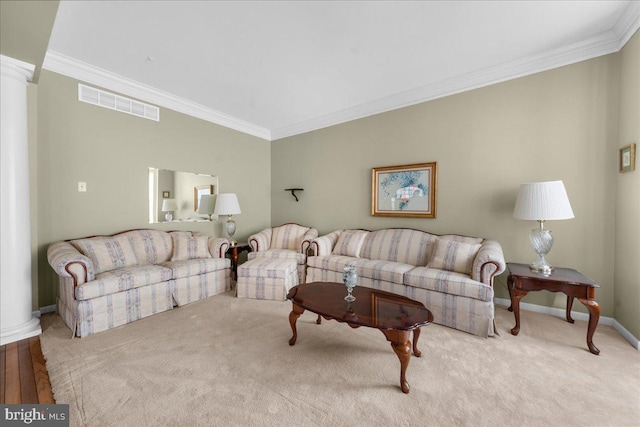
65,262 -> 88,287
299,229 -> 319,254
480,261 -> 500,286
248,229 -> 272,252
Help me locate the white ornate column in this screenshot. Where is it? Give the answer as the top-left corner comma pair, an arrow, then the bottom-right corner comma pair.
1,54 -> 41,345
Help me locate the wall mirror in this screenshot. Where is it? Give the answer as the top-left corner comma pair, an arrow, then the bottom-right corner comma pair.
148,168 -> 219,223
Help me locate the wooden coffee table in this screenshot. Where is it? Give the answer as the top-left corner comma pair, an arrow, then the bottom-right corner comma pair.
286,282 -> 433,394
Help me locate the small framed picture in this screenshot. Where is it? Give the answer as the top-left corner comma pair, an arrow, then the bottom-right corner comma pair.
619,143 -> 636,173
162,191 -> 170,198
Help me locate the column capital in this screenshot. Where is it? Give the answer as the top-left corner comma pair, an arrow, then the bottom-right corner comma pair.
1,54 -> 35,82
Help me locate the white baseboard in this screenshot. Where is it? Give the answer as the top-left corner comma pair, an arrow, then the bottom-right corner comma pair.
40,304 -> 57,314
33,304 -> 57,318
613,320 -> 640,350
495,298 -> 639,350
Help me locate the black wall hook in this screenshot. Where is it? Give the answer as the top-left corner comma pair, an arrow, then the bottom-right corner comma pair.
285,188 -> 304,202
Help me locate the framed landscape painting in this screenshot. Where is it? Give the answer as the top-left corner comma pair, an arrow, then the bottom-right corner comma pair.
371,162 -> 437,218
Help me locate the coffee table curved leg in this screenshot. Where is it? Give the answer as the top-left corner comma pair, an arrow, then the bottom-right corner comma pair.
382,330 -> 412,394
288,304 -> 305,346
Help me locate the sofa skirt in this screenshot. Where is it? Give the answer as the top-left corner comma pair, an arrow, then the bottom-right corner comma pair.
58,270 -> 231,337
71,281 -> 175,337
171,269 -> 231,306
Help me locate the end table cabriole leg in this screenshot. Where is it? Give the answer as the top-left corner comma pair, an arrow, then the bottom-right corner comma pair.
412,327 -> 422,357
578,298 -> 601,355
288,304 -> 305,346
382,329 -> 412,394
566,296 -> 575,324
316,314 -> 322,324
509,279 -> 527,336
507,274 -> 514,312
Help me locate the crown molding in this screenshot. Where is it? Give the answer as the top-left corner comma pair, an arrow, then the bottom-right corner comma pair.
42,50 -> 272,141
614,1 -> 640,49
1,54 -> 35,81
271,27 -> 630,140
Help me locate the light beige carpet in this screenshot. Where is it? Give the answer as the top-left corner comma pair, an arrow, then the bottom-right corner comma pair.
40,291 -> 639,427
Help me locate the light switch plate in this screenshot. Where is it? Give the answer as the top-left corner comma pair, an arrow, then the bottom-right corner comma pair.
78,181 -> 87,192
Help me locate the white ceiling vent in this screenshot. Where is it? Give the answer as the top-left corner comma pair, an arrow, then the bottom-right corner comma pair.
78,84 -> 159,121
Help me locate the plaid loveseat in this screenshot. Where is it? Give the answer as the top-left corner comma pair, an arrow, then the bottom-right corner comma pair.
47,229 -> 231,337
307,228 -> 505,337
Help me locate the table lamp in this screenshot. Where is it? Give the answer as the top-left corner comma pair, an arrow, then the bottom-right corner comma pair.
197,194 -> 216,220
161,198 -> 178,222
213,193 -> 241,245
513,180 -> 574,275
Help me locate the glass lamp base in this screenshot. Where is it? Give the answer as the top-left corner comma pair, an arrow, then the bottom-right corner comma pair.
529,261 -> 553,276
225,218 -> 237,245
529,226 -> 554,276
165,212 -> 173,222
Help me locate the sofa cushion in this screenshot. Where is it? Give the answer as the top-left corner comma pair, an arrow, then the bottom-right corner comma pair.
428,239 -> 481,275
307,255 -> 366,273
75,265 -> 173,301
404,267 -> 493,302
355,260 -> 414,284
269,224 -> 310,250
248,249 -> 306,265
72,235 -> 139,274
360,229 -> 435,266
127,229 -> 174,265
170,232 -> 211,261
164,258 -> 230,279
332,230 -> 368,257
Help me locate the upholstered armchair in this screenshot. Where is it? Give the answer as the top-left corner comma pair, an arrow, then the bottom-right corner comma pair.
248,223 -> 318,283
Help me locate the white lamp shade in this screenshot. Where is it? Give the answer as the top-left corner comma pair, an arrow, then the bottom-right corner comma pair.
213,193 -> 241,215
161,199 -> 178,212
513,181 -> 574,220
197,194 -> 216,215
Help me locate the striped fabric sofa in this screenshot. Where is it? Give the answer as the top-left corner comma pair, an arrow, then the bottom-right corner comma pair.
47,229 -> 231,337
306,228 -> 505,337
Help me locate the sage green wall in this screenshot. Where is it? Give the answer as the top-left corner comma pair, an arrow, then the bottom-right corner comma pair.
271,54 -> 620,319
615,30 -> 640,339
35,70 -> 271,307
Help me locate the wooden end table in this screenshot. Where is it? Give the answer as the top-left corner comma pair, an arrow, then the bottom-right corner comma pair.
507,262 -> 601,355
226,242 -> 251,281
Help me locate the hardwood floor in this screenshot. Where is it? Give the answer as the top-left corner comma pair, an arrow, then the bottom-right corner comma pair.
0,336 -> 55,404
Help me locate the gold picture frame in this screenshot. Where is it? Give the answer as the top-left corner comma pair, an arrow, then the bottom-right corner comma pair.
619,143 -> 636,173
371,162 -> 437,218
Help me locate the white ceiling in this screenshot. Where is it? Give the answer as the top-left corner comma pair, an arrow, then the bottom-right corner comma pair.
43,1 -> 639,141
